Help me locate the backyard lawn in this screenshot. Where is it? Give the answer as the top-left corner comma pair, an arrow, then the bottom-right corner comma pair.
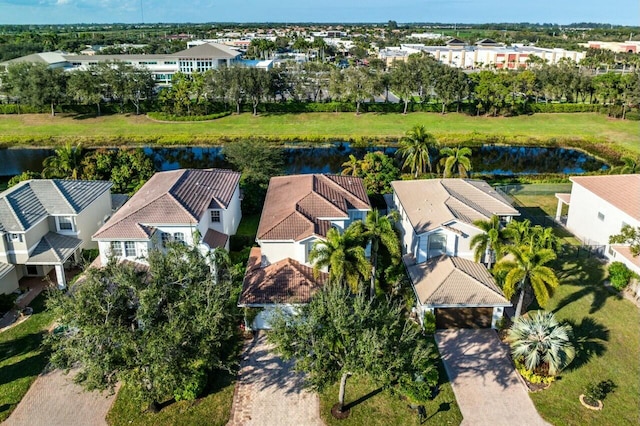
0,112 -> 637,157
107,372 -> 236,426
0,295 -> 55,422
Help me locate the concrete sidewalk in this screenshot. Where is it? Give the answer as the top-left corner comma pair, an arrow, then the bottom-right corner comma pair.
436,329 -> 549,426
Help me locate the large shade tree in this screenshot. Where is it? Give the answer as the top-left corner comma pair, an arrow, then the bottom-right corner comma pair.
494,245 -> 560,318
268,284 -> 438,417
46,244 -> 240,410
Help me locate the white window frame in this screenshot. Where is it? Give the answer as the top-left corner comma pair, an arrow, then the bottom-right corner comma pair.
57,216 -> 74,231
173,232 -> 185,244
124,241 -> 136,257
161,232 -> 172,247
110,241 -> 123,257
210,210 -> 221,223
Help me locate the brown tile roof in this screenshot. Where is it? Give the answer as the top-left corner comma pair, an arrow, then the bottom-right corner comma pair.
405,255 -> 510,307
239,247 -> 328,305
202,228 -> 229,249
257,174 -> 370,241
391,179 -> 519,234
93,169 -> 240,240
570,175 -> 640,220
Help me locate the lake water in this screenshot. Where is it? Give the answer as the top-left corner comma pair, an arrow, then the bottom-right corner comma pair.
0,143 -> 607,177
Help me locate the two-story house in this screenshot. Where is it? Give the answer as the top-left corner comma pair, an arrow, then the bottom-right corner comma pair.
0,179 -> 113,293
92,169 -> 241,266
239,174 -> 371,329
556,174 -> 640,274
390,179 -> 519,329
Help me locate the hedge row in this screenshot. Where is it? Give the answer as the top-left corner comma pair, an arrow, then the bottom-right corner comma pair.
147,111 -> 232,121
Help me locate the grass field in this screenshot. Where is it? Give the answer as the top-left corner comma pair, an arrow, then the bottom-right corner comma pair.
0,113 -> 637,157
0,295 -> 55,422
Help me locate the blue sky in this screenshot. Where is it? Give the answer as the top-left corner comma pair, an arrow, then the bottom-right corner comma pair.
0,0 -> 637,26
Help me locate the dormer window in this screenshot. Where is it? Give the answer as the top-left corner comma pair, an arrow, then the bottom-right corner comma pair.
211,210 -> 221,223
57,216 -> 74,231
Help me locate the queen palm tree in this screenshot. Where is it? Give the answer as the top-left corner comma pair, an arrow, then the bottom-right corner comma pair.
494,245 -> 559,318
504,219 -> 533,246
438,146 -> 472,178
42,142 -> 84,179
508,311 -> 575,376
352,210 -> 401,298
310,225 -> 371,292
398,125 -> 436,178
341,154 -> 361,177
470,215 -> 507,269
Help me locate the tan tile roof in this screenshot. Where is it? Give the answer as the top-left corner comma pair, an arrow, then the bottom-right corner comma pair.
93,169 -> 240,240
611,245 -> 640,270
555,193 -> 571,204
239,247 -> 328,305
202,228 -> 229,249
570,174 -> 640,220
392,179 -> 519,234
257,174 -> 370,241
405,255 -> 510,307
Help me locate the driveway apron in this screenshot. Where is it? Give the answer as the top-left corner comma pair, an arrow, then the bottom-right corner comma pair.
436,328 -> 549,426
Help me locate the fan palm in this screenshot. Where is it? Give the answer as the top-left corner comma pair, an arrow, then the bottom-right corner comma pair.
508,311 -> 575,376
494,245 -> 559,318
42,142 -> 84,179
470,215 -> 507,269
310,225 -> 371,292
351,210 -> 401,298
398,125 -> 436,178
438,146 -> 472,178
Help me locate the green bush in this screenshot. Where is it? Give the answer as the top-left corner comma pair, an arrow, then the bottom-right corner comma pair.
608,261 -> 633,291
229,235 -> 254,252
174,368 -> 207,401
423,311 -> 436,335
530,103 -> 600,114
147,111 -> 232,121
514,359 -> 555,384
584,379 -> 616,405
399,370 -> 439,404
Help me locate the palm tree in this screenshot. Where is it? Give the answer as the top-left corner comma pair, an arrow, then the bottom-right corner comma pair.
352,210 -> 401,298
504,219 -> 533,246
470,215 -> 507,269
398,125 -> 436,178
341,154 -> 361,177
42,142 -> 84,179
438,146 -> 472,178
531,225 -> 562,253
494,245 -> 560,318
508,311 -> 575,376
310,225 -> 371,292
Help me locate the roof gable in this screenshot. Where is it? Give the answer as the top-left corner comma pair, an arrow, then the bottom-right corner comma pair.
170,43 -> 241,59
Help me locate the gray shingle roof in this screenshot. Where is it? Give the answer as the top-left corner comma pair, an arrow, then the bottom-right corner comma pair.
25,232 -> 82,265
93,169 -> 240,240
0,180 -> 112,232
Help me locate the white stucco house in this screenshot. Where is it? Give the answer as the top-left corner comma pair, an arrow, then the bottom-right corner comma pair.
93,169 -> 241,266
556,174 -> 640,274
390,178 -> 519,329
238,174 -> 372,329
0,179 -> 113,293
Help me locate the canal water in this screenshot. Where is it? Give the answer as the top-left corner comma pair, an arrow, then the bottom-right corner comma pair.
0,143 -> 607,177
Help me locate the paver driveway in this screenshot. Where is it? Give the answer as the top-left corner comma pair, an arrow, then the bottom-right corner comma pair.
5,369 -> 117,426
227,333 -> 323,426
436,329 -> 549,426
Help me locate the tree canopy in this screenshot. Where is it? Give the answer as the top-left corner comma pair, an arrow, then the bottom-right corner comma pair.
46,244 -> 241,408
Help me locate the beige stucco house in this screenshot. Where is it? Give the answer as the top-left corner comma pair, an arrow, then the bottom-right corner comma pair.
93,169 -> 241,266
0,179 -> 113,293
390,178 -> 519,329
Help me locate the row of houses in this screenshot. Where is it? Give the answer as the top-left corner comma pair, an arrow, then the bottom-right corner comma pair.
1,171 -> 637,329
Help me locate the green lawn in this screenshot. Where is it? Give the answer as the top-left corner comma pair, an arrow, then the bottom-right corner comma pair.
235,214 -> 260,238
0,113 -> 637,156
319,358 -> 462,426
107,372 -> 236,426
0,295 -> 55,422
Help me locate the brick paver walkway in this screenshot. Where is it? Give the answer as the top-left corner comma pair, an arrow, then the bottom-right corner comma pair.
4,369 -> 118,426
227,333 -> 323,426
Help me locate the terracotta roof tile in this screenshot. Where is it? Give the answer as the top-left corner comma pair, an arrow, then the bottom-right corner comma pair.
570,174 -> 640,220
239,247 -> 328,305
257,174 -> 370,241
202,228 -> 229,249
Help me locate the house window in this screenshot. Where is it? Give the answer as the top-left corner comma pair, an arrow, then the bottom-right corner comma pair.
428,233 -> 447,256
58,216 -> 73,231
210,210 -> 221,223
110,241 -> 123,257
597,212 -> 605,221
8,233 -> 21,242
124,241 -> 136,257
161,232 -> 172,247
173,232 -> 185,244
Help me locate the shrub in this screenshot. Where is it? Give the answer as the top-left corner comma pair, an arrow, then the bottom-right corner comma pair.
583,380 -> 616,405
608,261 -> 633,291
229,235 -> 254,252
514,359 -> 556,384
174,368 -> 207,401
423,311 -> 436,334
147,111 -> 232,121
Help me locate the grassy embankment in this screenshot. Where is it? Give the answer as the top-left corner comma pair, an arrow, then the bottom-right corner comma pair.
0,112 -> 637,161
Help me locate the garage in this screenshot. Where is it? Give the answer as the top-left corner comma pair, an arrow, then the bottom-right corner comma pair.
435,307 -> 494,329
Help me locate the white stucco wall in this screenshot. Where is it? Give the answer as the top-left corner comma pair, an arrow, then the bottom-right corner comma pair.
73,190 -> 112,249
250,304 -> 299,330
0,267 -> 19,295
566,183 -> 639,246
